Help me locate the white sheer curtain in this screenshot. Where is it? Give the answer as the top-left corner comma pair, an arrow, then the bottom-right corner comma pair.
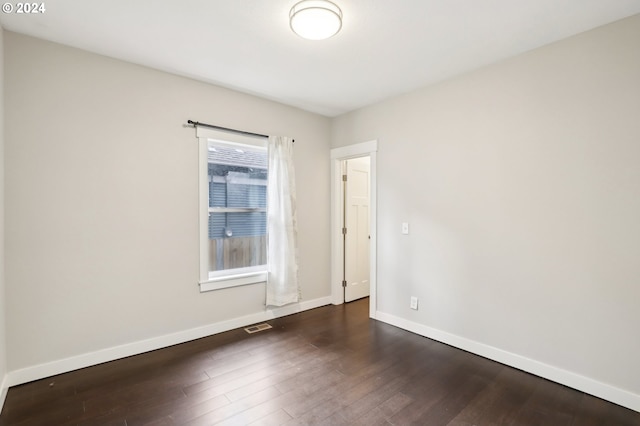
266,136 -> 300,306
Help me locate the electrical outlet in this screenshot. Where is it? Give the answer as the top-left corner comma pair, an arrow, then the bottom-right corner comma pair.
402,222 -> 409,235
410,296 -> 418,310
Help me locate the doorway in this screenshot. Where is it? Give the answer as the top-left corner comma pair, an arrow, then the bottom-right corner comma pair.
330,141 -> 378,318
343,157 -> 370,302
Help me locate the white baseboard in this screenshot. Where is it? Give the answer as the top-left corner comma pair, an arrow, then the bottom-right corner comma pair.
0,374 -> 8,414
375,311 -> 640,413
6,296 -> 332,388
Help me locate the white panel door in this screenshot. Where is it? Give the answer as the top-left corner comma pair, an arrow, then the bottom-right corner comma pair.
344,157 -> 370,302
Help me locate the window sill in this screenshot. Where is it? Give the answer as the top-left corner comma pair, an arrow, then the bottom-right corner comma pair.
199,270 -> 267,293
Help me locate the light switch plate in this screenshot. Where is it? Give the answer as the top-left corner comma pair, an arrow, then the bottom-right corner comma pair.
402,222 -> 409,234
410,296 -> 418,310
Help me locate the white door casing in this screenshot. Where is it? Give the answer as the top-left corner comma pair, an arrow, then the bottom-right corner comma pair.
330,140 -> 377,318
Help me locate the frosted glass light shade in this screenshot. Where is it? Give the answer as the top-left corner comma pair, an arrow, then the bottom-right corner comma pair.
290,0 -> 342,40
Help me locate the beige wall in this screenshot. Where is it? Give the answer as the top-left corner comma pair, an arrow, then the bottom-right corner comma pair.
4,32 -> 331,372
0,26 -> 7,398
333,14 -> 640,401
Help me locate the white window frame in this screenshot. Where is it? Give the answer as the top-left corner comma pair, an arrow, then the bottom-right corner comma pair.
197,127 -> 268,292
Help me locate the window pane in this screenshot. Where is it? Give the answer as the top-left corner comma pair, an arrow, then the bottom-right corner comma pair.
208,213 -> 267,271
207,141 -> 267,274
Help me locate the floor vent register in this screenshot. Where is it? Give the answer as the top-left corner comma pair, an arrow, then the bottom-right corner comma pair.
244,323 -> 273,334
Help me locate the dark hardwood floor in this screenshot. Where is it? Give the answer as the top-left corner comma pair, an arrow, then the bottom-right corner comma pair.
1,298 -> 639,425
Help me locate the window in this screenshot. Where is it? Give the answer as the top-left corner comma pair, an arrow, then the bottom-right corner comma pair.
198,129 -> 268,292
208,142 -> 267,271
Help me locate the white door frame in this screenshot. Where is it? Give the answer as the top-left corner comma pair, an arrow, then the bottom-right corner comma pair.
330,140 -> 378,319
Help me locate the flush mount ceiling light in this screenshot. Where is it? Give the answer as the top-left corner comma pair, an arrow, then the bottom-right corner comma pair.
289,0 -> 343,40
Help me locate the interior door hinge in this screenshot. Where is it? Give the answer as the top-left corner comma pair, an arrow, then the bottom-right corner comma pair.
342,280 -> 347,288
342,174 -> 347,182
342,227 -> 347,235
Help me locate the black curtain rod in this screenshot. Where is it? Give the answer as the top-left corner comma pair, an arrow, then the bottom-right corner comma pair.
187,120 -> 294,143
187,120 -> 268,139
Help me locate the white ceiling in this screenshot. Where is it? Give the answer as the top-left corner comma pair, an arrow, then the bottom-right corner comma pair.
2,1 -> 639,116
